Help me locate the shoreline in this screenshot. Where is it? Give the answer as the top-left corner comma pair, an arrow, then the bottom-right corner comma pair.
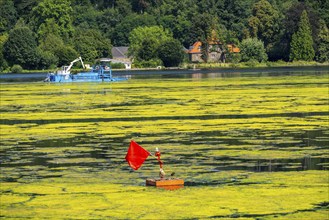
1,62 -> 329,75
1,66 -> 329,82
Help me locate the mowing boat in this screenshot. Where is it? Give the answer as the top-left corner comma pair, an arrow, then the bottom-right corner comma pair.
44,57 -> 127,83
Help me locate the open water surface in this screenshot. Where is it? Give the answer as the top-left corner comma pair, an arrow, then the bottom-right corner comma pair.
1,66 -> 329,82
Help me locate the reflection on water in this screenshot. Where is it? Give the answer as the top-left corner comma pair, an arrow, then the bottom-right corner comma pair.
0,70 -> 328,186
1,66 -> 329,82
211,157 -> 328,172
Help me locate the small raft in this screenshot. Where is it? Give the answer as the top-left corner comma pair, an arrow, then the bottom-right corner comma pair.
146,178 -> 184,190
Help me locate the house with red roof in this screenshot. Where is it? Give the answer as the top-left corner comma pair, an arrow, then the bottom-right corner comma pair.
188,41 -> 240,63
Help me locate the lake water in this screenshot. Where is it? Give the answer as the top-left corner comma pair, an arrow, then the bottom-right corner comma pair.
1,67 -> 328,186
1,67 -> 329,219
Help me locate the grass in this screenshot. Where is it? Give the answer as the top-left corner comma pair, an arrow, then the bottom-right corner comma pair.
188,61 -> 329,69
0,72 -> 328,219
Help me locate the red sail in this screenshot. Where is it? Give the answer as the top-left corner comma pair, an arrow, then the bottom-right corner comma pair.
125,140 -> 150,170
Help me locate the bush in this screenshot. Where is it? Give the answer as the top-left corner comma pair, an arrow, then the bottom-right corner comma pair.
158,39 -> 184,67
245,59 -> 259,67
240,38 -> 268,63
4,27 -> 39,69
11,64 -> 23,73
227,53 -> 241,64
37,48 -> 58,69
0,57 -> 8,72
133,59 -> 162,68
229,63 -> 239,68
111,63 -> 126,69
54,45 -> 79,66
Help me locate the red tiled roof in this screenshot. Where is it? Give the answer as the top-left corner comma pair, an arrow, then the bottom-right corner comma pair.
188,41 -> 202,54
189,42 -> 240,54
227,44 -> 240,53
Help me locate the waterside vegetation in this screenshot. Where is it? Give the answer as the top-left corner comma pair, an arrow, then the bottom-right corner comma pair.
1,60 -> 329,74
187,60 -> 329,69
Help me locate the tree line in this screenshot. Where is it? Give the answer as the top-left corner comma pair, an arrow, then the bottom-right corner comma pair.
0,0 -> 328,71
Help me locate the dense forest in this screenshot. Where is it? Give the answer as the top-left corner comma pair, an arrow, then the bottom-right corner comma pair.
0,0 -> 328,71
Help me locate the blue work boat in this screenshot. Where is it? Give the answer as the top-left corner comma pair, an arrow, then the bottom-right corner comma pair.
45,57 -> 128,82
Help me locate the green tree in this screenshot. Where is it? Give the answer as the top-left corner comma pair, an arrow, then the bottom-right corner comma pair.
37,48 -> 58,69
14,0 -> 39,19
290,10 -> 315,61
248,0 -> 281,61
0,0 -> 17,33
305,0 -> 329,27
55,45 -> 78,67
128,25 -> 172,59
190,13 -> 215,62
97,8 -> 123,40
137,38 -> 158,61
153,0 -> 197,47
86,0 -> 114,9
31,0 -> 74,41
284,2 -> 320,49
240,38 -> 268,62
72,0 -> 92,6
174,16 -> 193,48
217,0 -> 254,41
37,18 -> 61,42
131,0 -> 151,13
0,34 -> 9,71
37,30 -> 67,68
158,38 -> 184,67
316,20 -> 329,62
115,0 -> 132,16
72,5 -> 102,29
112,13 -> 157,46
248,0 -> 280,45
39,34 -> 64,53
3,27 -> 39,69
74,29 -> 111,63
197,0 -> 221,16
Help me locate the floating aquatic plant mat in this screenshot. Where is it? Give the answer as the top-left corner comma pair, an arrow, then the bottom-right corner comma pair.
1,72 -> 328,219
1,171 -> 328,219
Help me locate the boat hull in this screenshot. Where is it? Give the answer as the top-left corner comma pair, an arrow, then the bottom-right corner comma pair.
46,72 -> 127,83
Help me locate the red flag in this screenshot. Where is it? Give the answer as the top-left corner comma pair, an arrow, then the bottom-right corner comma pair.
125,140 -> 150,170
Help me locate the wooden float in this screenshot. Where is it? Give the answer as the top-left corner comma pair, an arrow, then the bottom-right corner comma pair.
146,178 -> 184,190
